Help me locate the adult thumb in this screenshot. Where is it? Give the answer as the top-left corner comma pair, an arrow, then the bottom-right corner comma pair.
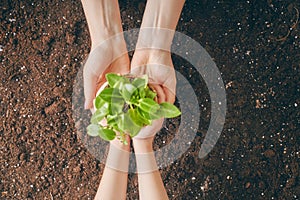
83,68 -> 98,110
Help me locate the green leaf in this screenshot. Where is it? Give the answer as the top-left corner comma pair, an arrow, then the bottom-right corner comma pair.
132,77 -> 147,88
105,115 -> 121,132
145,87 -> 157,99
126,112 -> 142,137
128,109 -> 150,126
136,107 -> 151,121
87,124 -> 116,141
91,103 -> 109,124
121,83 -> 137,101
94,95 -> 107,109
87,124 -> 101,137
116,113 -> 126,132
99,128 -> 116,141
159,102 -> 181,118
109,99 -> 125,115
137,107 -> 162,121
117,113 -> 142,137
106,73 -> 125,87
99,88 -> 122,102
138,98 -> 160,113
138,88 -> 146,98
114,81 -> 125,91
106,114 -> 117,124
149,109 -> 164,120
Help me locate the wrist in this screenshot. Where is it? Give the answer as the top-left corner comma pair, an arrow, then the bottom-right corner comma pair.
136,27 -> 175,51
131,49 -> 173,70
90,32 -> 127,52
110,136 -> 131,152
133,138 -> 154,153
106,139 -> 130,172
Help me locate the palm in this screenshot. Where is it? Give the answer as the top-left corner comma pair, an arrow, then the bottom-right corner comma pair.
130,50 -> 177,139
84,44 -> 129,109
131,50 -> 176,103
97,54 -> 130,88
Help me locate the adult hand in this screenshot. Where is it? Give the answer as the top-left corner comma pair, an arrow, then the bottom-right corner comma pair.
131,49 -> 176,139
81,0 -> 129,110
83,38 -> 129,110
131,49 -> 176,104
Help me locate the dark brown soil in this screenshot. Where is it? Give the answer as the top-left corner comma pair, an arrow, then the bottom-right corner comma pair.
1,0 -> 299,199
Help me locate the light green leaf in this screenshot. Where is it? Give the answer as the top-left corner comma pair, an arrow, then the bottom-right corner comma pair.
145,87 -> 157,100
114,81 -> 124,91
137,107 -> 152,121
106,115 -> 123,132
94,95 -> 106,109
87,124 -> 115,140
109,99 -> 125,115
117,113 -> 142,137
121,83 -> 137,101
138,98 -> 160,113
138,88 -> 146,98
149,109 -> 164,120
99,128 -> 116,141
87,124 -> 101,137
125,112 -> 142,137
91,103 -> 108,124
132,77 -> 147,88
106,73 -> 125,87
129,109 -> 150,126
106,115 -> 117,124
159,102 -> 181,118
116,113 -> 126,132
137,107 -> 163,121
99,88 -> 122,102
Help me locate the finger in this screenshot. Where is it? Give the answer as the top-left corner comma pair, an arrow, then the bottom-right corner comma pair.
149,83 -> 166,103
83,68 -> 99,109
163,86 -> 176,104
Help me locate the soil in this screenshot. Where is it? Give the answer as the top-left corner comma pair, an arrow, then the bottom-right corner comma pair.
1,0 -> 299,199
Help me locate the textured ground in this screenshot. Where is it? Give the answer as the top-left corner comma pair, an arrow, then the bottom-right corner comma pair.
0,0 -> 299,199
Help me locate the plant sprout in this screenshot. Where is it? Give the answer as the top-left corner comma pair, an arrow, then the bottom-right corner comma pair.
87,73 -> 181,144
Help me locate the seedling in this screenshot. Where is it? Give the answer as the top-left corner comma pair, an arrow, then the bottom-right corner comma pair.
87,73 -> 181,144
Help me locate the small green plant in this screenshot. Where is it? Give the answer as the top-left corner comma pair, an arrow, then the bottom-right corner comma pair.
87,73 -> 181,144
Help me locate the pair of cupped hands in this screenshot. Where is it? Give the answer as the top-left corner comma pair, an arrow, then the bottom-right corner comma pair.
83,38 -> 176,140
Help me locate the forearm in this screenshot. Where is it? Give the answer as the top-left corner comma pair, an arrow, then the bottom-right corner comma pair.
141,0 -> 185,29
133,139 -> 169,200
81,0 -> 124,49
95,139 -> 130,200
136,0 -> 185,51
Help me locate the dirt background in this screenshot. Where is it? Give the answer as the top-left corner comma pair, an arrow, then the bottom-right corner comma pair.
0,0 -> 299,199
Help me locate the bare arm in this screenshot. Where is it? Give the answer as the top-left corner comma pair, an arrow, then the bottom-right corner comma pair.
133,138 -> 169,200
136,0 -> 186,51
81,0 -> 129,109
94,138 -> 130,200
132,1 -> 185,199
131,0 -> 185,103
81,0 -> 124,50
